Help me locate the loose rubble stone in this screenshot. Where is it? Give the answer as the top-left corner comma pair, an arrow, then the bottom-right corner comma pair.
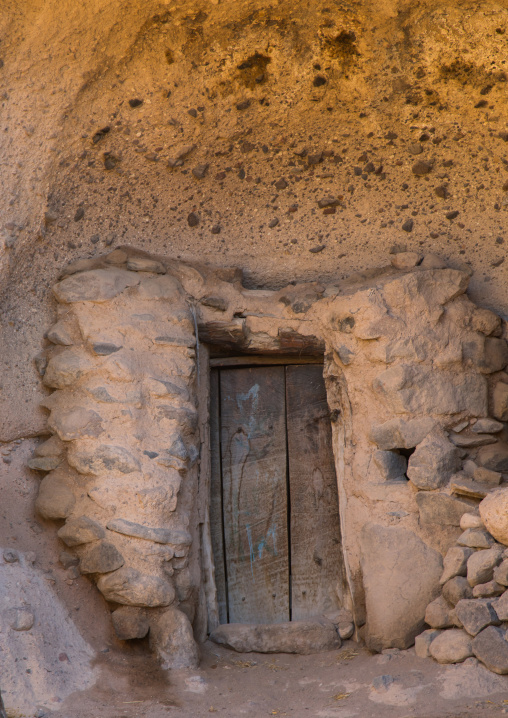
472,625 -> 508,674
492,383 -> 508,421
6,607 -> 34,631
460,512 -> 484,530
35,474 -> 75,520
210,617 -> 341,654
420,254 -> 447,269
48,407 -> 103,441
192,163 -> 209,179
472,419 -> 504,434
493,590 -> 508,620
43,350 -> 94,389
442,576 -> 474,606
415,628 -> 442,658
474,467 -> 502,486
479,488 -> 508,545
112,606 -> 149,640
450,475 -> 491,499
27,457 -> 61,472
97,567 -> 175,607
149,608 -> 199,668
79,541 -> 124,574
126,257 -> 166,273
493,559 -> 508,586
412,160 -> 434,176
425,596 -> 456,628
416,493 -> 475,526
454,599 -> 500,635
57,517 -> 105,547
401,219 -> 414,233
68,444 -> 140,475
407,429 -> 460,490
472,580 -> 505,598
476,443 -> 508,473
458,529 -> 496,549
391,252 -> 420,269
429,629 -> 473,663
467,546 -> 503,586
361,524 -> 442,651
34,435 -> 64,458
53,268 -> 139,304
440,546 -> 473,584
46,321 -> 74,346
107,518 -> 191,546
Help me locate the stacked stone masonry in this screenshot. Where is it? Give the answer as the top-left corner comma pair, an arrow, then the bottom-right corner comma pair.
417,489 -> 508,674
29,247 -> 508,670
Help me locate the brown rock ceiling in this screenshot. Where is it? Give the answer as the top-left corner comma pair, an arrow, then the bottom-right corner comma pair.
2,0 -> 508,438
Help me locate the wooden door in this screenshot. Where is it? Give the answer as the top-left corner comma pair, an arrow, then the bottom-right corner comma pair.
210,363 -> 343,626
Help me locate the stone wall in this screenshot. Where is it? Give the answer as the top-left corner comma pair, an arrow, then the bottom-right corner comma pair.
29,246 -> 508,667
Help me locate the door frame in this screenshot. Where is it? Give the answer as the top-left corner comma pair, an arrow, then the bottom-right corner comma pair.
197,346 -> 347,636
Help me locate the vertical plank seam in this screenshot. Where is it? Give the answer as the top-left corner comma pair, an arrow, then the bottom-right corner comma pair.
217,369 -> 230,624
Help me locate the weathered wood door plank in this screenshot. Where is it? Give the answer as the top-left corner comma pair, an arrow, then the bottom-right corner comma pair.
220,366 -> 289,624
286,364 -> 343,620
209,368 -> 228,625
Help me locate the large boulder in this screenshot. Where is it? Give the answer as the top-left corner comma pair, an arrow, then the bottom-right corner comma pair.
361,524 -> 442,651
479,488 -> 508,545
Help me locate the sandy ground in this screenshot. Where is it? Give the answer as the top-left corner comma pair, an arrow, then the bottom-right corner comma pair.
49,638 -> 508,718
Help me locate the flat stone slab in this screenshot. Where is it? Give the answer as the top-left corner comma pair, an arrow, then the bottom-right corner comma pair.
210,617 -> 341,654
107,518 -> 192,546
473,625 -> 508,674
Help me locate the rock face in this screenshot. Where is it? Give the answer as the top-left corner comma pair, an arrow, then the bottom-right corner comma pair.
0,551 -> 96,716
210,617 -> 341,654
27,252 -> 508,671
479,488 -> 508,546
361,525 -> 442,651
